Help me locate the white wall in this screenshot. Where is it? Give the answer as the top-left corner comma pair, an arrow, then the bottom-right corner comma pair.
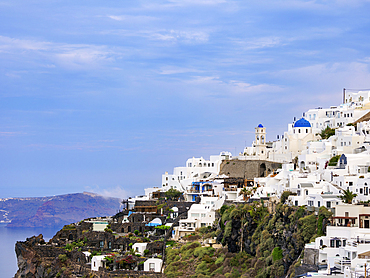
144,258 -> 162,272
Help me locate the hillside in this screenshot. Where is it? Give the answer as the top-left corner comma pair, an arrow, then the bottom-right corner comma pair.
164,198 -> 332,278
0,192 -> 122,228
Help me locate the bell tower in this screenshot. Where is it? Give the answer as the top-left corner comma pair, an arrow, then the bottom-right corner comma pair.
255,124 -> 266,158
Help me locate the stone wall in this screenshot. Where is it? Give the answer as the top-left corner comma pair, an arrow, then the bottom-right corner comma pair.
303,248 -> 319,265
220,159 -> 282,179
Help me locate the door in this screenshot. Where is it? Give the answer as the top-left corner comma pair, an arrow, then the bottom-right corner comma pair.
365,220 -> 369,228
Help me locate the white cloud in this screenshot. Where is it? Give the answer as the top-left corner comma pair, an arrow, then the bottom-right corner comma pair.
53,46 -> 115,70
108,15 -> 123,21
150,30 -> 209,43
107,14 -> 157,22
0,35 -> 50,51
0,131 -> 23,136
275,62 -> 370,90
86,185 -> 129,199
0,35 -> 117,70
185,75 -> 283,97
235,36 -> 283,50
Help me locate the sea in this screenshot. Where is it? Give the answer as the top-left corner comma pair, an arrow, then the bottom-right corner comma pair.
0,224 -> 61,278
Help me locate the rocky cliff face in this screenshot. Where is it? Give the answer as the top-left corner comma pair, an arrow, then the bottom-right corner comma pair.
14,225 -> 165,278
14,234 -> 82,278
215,202 -> 331,278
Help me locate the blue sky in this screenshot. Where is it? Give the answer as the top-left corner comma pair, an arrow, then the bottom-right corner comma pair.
1,0 -> 370,198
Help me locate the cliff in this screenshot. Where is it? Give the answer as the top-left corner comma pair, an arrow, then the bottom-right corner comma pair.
14,229 -> 165,278
164,201 -> 331,278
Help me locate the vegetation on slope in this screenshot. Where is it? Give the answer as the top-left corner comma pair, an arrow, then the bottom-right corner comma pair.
164,200 -> 332,278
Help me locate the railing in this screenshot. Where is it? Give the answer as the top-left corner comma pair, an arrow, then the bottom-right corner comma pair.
334,258 -> 351,273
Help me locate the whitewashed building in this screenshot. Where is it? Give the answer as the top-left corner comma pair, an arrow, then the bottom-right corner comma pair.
144,258 -> 162,272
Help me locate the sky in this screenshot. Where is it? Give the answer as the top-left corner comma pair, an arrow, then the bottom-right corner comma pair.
1,0 -> 370,199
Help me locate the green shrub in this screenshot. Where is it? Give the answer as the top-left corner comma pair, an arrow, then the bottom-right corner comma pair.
166,248 -> 180,264
195,261 -> 210,276
319,127 -> 336,140
194,247 -> 214,259
215,255 -> 225,264
62,224 -> 76,230
64,244 -> 73,251
211,265 -> 224,276
299,214 -> 317,242
155,225 -> 171,230
328,155 -> 340,166
58,254 -> 67,263
272,247 -> 283,261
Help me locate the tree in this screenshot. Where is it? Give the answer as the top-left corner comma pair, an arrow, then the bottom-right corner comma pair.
318,126 -> 335,140
328,155 -> 340,166
280,191 -> 296,204
340,189 -> 357,204
164,188 -> 182,201
239,188 -> 252,201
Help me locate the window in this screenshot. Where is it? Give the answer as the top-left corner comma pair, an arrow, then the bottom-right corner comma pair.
360,188 -> 363,194
330,240 -> 335,247
306,129 -> 308,133
326,201 -> 331,208
108,242 -> 112,249
100,241 -> 104,248
149,263 -> 155,271
201,213 -> 206,218
191,213 -> 199,217
318,201 -> 320,207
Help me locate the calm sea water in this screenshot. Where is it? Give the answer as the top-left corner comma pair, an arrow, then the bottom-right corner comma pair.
0,224 -> 60,278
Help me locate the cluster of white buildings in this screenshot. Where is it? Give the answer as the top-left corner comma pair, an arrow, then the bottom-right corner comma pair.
126,89 -> 370,275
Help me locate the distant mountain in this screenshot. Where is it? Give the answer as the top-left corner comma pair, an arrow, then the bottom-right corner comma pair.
0,192 -> 122,228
